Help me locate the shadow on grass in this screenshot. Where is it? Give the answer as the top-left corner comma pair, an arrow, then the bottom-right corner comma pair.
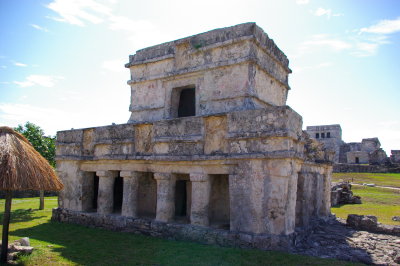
0,209 -> 46,224
10,221 -> 355,266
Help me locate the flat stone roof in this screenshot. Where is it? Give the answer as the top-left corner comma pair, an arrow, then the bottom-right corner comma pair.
125,22 -> 289,69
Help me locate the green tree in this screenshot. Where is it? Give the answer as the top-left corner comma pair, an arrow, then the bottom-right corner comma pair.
15,122 -> 56,167
14,122 -> 56,210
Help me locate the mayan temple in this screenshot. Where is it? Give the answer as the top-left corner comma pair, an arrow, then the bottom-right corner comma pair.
52,23 -> 333,250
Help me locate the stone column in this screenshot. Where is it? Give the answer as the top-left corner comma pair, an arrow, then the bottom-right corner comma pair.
96,170 -> 117,215
230,160 -> 265,234
314,172 -> 323,217
190,173 -> 211,226
120,171 -> 140,217
320,166 -> 332,217
264,159 -> 300,235
154,173 -> 175,222
295,167 -> 315,228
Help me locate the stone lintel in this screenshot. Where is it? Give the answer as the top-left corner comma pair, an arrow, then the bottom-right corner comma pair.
120,171 -> 138,178
96,170 -> 118,178
153,172 -> 173,180
190,173 -> 209,182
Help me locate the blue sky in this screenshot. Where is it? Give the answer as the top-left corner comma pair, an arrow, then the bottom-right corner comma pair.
0,0 -> 399,152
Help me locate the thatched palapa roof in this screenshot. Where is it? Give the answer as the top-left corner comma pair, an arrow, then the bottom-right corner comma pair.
0,126 -> 63,191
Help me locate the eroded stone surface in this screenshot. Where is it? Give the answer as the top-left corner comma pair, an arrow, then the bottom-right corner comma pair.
294,217 -> 400,265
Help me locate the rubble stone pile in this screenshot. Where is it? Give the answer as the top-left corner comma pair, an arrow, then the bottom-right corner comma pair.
331,182 -> 361,206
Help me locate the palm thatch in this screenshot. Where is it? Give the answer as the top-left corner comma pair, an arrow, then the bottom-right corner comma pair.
0,126 -> 63,191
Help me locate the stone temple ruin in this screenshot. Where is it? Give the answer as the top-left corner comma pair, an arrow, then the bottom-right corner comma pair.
306,124 -> 388,165
52,23 -> 333,250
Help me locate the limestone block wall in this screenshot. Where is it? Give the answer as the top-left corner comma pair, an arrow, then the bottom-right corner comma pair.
56,107 -> 332,236
56,106 -> 305,161
391,150 -> 400,163
361,138 -> 381,153
295,163 -> 331,228
346,151 -> 369,164
369,149 -> 388,164
125,23 -> 291,124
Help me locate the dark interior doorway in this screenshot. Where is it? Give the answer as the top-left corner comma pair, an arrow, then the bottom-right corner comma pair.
175,180 -> 187,217
92,175 -> 99,210
355,157 -> 360,164
178,88 -> 195,117
174,174 -> 191,223
113,174 -> 123,213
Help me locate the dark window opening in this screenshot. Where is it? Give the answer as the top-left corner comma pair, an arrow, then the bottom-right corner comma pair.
321,133 -> 325,138
113,174 -> 123,213
92,175 -> 99,210
316,133 -> 319,139
327,132 -> 331,138
355,157 -> 360,164
178,88 -> 195,117
137,172 -> 157,219
209,174 -> 230,230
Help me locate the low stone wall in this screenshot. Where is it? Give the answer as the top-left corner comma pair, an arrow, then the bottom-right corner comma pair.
333,163 -> 400,173
52,208 -> 294,251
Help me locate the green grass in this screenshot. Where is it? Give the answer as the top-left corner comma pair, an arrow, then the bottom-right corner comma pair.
332,172 -> 400,188
331,185 -> 400,225
0,197 -> 356,265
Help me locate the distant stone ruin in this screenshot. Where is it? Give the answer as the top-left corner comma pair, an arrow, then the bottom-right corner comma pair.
53,23 -> 333,251
306,124 -> 390,165
391,150 -> 400,163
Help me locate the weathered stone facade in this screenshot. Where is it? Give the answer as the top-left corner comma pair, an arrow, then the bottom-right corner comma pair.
54,23 -> 332,250
306,124 -> 388,165
391,150 -> 400,163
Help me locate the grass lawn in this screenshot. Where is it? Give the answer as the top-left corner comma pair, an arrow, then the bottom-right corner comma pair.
332,172 -> 400,188
0,197 -> 356,265
331,185 -> 400,225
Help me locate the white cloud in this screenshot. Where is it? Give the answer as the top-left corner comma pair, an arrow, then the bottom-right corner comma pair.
313,7 -> 343,18
0,102 -> 129,135
30,24 -> 49,32
0,103 -> 73,134
350,34 -> 389,57
296,0 -> 309,5
46,0 -> 112,26
360,17 -> 400,34
13,75 -> 64,88
314,8 -> 331,17
301,35 -> 352,51
101,59 -> 127,73
293,62 -> 333,73
0,66 -> 6,69
108,16 -> 154,33
298,33 -> 388,57
14,62 -> 28,67
352,42 -> 379,57
46,0 -> 155,37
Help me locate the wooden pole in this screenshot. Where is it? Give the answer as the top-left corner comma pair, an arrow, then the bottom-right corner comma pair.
39,190 -> 44,210
1,191 -> 13,263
